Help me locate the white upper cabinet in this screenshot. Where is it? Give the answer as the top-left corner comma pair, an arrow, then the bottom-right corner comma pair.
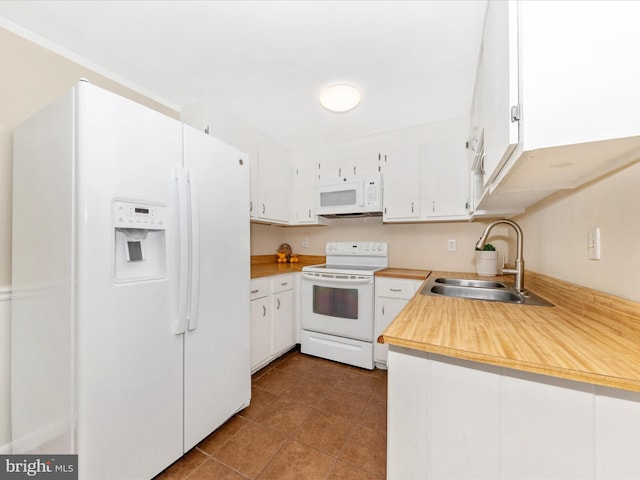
316,144 -> 380,180
481,0 -> 519,188
422,140 -> 469,219
254,146 -> 291,224
475,0 -> 640,213
382,145 -> 420,222
290,151 -> 327,225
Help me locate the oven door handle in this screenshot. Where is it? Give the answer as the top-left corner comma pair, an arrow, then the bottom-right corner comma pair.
302,273 -> 373,285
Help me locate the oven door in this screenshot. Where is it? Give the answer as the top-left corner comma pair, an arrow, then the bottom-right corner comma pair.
301,272 -> 374,342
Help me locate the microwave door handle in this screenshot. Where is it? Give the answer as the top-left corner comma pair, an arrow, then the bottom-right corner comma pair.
357,179 -> 365,207
302,273 -> 372,284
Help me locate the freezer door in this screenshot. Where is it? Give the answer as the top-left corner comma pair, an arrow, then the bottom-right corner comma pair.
182,125 -> 251,451
74,83 -> 184,479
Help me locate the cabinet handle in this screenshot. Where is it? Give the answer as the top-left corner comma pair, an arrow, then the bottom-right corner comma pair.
382,305 -> 385,315
262,203 -> 266,214
432,201 -> 436,213
276,298 -> 281,309
250,289 -> 259,294
411,201 -> 414,213
338,167 -> 342,177
390,288 -> 402,292
308,208 -> 312,218
281,282 -> 288,286
250,201 -> 253,213
353,166 -> 356,175
262,305 -> 267,316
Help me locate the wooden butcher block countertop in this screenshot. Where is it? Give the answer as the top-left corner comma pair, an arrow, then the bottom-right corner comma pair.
250,255 -> 325,278
375,268 -> 432,280
381,270 -> 640,392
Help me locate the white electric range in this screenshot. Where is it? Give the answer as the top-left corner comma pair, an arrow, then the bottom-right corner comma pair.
300,242 -> 388,369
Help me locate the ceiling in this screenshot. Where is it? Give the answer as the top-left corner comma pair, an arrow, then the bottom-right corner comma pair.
0,1 -> 487,151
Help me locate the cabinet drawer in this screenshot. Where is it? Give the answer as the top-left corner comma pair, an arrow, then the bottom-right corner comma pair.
375,278 -> 420,299
250,277 -> 270,300
271,274 -> 294,293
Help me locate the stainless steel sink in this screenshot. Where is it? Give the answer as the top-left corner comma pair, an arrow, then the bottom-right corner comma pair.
434,278 -> 507,289
421,277 -> 553,306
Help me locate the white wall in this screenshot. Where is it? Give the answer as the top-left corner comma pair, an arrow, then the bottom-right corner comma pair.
0,289 -> 10,452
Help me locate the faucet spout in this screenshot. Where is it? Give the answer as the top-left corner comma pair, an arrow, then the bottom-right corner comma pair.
475,219 -> 525,293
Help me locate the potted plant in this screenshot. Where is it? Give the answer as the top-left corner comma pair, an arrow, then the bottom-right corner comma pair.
475,243 -> 499,276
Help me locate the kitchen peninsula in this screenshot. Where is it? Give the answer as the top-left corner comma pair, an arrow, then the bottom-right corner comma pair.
381,270 -> 640,479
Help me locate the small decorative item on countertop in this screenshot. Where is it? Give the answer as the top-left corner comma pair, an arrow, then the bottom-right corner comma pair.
475,243 -> 499,276
276,243 -> 299,263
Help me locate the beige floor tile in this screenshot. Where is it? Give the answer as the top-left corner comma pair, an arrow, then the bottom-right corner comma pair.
153,448 -> 208,480
252,368 -> 301,395
252,396 -> 313,435
293,408 -> 355,457
316,387 -> 369,421
328,460 -> 384,480
358,397 -> 387,432
210,421 -> 287,478
197,415 -> 249,455
156,351 -> 388,480
187,458 -> 247,479
335,369 -> 380,397
256,439 -> 336,480
237,387 -> 280,422
339,423 -> 387,478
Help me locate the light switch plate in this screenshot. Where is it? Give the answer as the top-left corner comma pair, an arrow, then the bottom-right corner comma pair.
447,239 -> 457,252
588,227 -> 600,260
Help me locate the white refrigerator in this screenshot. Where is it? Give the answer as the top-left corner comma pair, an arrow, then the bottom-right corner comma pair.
11,81 -> 251,479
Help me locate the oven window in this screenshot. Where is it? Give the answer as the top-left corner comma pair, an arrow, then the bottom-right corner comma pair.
313,285 -> 358,319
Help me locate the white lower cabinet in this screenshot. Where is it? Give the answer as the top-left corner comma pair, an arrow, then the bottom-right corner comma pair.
374,277 -> 423,367
270,274 -> 295,356
250,278 -> 271,371
387,346 -> 640,479
250,274 -> 296,372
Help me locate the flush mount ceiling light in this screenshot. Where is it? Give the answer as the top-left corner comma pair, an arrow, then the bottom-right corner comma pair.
319,84 -> 361,113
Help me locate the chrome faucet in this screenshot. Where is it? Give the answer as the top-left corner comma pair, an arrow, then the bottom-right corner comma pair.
475,219 -> 525,293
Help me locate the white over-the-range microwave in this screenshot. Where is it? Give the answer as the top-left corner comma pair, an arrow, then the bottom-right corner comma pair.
314,173 -> 383,218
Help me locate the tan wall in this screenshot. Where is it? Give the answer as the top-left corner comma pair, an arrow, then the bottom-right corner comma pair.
514,160 -> 640,302
253,219 -> 511,273
0,27 -> 179,451
0,27 -> 177,286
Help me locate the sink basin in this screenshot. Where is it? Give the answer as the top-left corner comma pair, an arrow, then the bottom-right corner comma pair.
434,277 -> 507,289
421,277 -> 553,306
429,284 -> 523,302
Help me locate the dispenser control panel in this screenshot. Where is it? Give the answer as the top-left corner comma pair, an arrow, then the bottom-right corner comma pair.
113,201 -> 166,230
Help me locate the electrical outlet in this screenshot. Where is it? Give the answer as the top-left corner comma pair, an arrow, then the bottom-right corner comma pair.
587,227 -> 600,260
302,238 -> 309,248
447,239 -> 457,252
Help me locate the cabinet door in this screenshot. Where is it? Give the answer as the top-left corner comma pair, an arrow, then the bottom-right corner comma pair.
422,141 -> 469,218
291,154 -> 320,225
374,278 -> 422,365
271,289 -> 294,355
250,296 -> 270,371
482,0 -> 519,186
256,147 -> 290,223
382,145 -> 420,221
317,145 -> 379,179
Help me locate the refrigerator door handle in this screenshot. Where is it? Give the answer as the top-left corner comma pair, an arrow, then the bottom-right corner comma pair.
187,169 -> 200,331
174,165 -> 189,335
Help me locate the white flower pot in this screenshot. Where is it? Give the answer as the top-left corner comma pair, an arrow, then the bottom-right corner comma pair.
476,250 -> 499,276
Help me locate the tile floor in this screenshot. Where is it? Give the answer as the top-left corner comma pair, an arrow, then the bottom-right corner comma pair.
155,348 -> 387,479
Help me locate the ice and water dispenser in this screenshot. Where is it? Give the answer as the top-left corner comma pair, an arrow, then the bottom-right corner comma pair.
113,200 -> 167,282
